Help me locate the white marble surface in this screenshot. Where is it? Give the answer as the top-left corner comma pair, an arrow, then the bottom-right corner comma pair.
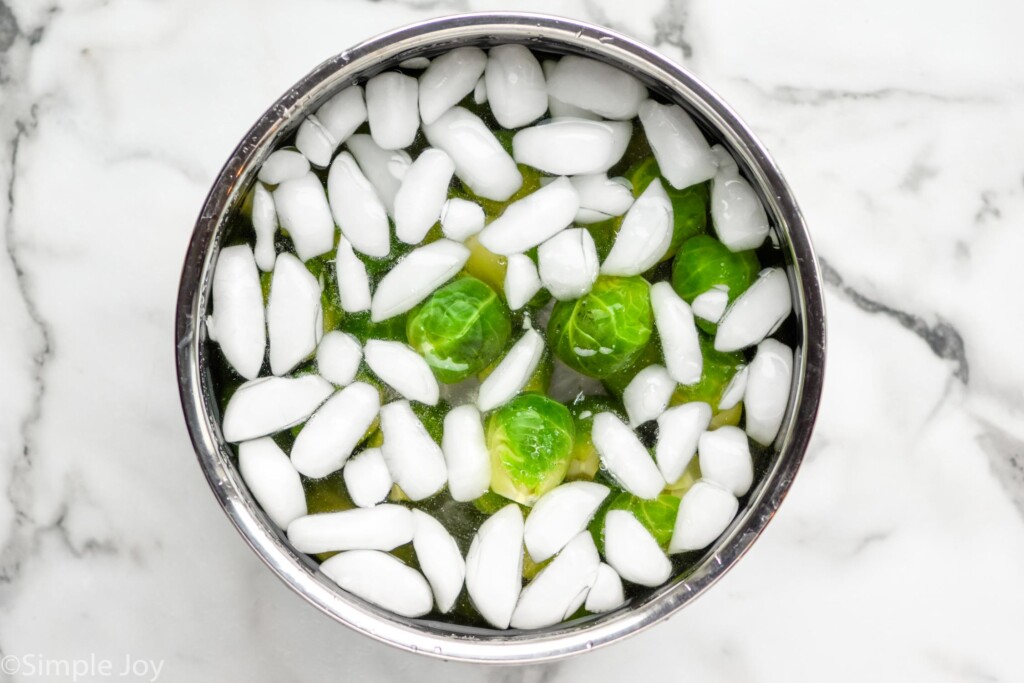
1,0 -> 1022,681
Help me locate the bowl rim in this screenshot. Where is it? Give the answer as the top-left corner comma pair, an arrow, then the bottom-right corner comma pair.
175,11 -> 826,664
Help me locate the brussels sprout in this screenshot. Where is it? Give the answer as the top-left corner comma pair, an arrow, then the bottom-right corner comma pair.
670,332 -> 745,419
567,396 -> 623,481
406,277 -> 512,383
663,455 -> 701,496
462,235 -> 507,293
548,276 -> 654,379
473,489 -> 527,516
671,235 -> 760,332
302,471 -> 356,560
486,393 -> 576,505
344,310 -> 409,344
305,251 -> 345,333
628,157 -> 709,260
522,346 -> 553,394
453,163 -> 544,222
303,472 -> 354,520
585,216 -> 621,263
589,490 -> 681,552
601,334 -> 663,398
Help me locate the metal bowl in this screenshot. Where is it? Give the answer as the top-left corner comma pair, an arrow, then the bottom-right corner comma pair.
176,12 -> 826,664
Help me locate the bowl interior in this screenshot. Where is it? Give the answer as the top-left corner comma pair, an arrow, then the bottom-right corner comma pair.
176,12 -> 826,663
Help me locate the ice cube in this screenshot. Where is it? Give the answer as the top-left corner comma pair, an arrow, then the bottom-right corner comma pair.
343,447 -> 393,508
546,55 -> 647,120
365,71 -> 419,150
637,99 -> 716,191
710,148 -> 769,252
316,331 -> 361,387
655,402 -> 712,484
691,285 -> 730,323
465,504 -> 524,629
744,339 -> 793,446
272,171 -> 335,261
395,148 -> 455,244
503,254 -> 542,311
238,437 -> 307,529
603,510 -> 672,587
524,481 -> 610,563
651,282 -> 702,385
288,504 -> 413,553
570,174 -> 634,224
718,364 -> 748,411
622,364 -> 676,427
715,268 -> 792,352
209,245 -> 265,380
511,118 -> 631,176
476,329 -> 545,411
698,426 -> 753,496
258,148 -> 310,186
476,176 -> 579,256
585,563 -> 625,613
440,198 -> 485,241
267,252 -> 323,376
511,532 -> 601,629
538,228 -> 599,301
400,57 -> 431,70
591,412 -> 666,499
423,107 -> 522,201
668,480 -> 739,553
327,152 -> 391,258
441,404 -> 491,502
364,339 -> 440,406
379,400 -> 448,501
316,86 -> 366,147
294,115 -> 334,168
419,46 -> 487,125
411,509 -> 466,613
370,239 -> 470,322
221,375 -> 333,442
320,550 -> 433,618
346,134 -> 410,216
334,236 -> 372,313
289,382 -> 380,478
600,178 -> 673,276
251,183 -> 278,272
473,75 -> 487,104
541,59 -> 602,120
484,44 -> 547,129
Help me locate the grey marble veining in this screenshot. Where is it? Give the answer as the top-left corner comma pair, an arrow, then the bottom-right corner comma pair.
0,0 -> 1022,681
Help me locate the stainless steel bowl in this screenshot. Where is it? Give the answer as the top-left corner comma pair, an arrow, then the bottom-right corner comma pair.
176,12 -> 826,664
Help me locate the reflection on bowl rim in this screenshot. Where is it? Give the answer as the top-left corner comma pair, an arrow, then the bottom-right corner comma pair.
175,11 -> 826,664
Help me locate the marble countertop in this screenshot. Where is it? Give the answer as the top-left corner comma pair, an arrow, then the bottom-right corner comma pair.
1,0 -> 1022,680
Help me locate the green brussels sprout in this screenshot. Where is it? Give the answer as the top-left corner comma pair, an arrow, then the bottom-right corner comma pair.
406,277 -> 512,383
453,163 -> 544,222
601,334 -> 663,398
663,455 -> 702,496
344,310 -> 409,344
670,332 -> 745,421
304,251 -> 345,333
585,216 -> 621,263
486,393 -> 576,505
671,235 -> 760,333
548,275 -> 654,379
567,395 -> 624,481
589,490 -> 681,552
628,157 -> 710,260
462,235 -> 507,296
303,472 -> 356,560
